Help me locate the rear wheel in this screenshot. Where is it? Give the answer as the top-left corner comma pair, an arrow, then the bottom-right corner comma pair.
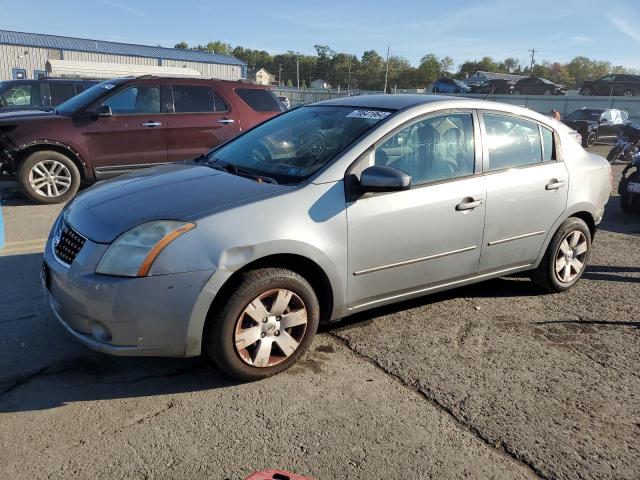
531,218 -> 591,293
18,150 -> 80,204
203,268 -> 320,381
581,87 -> 592,96
585,131 -> 597,147
623,89 -> 635,97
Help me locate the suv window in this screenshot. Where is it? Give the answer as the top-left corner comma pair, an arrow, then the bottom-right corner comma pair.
0,82 -> 41,107
172,85 -> 227,113
103,85 -> 161,115
235,88 -> 283,112
484,114 -> 542,170
375,113 -> 475,186
50,82 -> 77,106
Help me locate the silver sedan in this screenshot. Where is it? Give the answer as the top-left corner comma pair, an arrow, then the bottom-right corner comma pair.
42,95 -> 612,380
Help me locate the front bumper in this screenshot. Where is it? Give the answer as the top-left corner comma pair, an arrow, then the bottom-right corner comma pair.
42,234 -> 215,357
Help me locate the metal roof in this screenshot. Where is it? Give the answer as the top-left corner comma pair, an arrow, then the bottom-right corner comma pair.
0,30 -> 247,67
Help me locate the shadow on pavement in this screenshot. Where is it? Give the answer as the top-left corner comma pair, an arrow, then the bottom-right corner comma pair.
0,252 -> 237,414
535,319 -> 640,329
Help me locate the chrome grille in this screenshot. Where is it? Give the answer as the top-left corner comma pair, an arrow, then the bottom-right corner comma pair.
53,219 -> 86,265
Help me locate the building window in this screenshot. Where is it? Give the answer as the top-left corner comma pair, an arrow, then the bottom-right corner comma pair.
34,70 -> 47,80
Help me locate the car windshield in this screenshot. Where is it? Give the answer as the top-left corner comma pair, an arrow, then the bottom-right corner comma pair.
453,79 -> 468,88
56,79 -> 127,115
540,78 -> 554,84
204,105 -> 392,184
566,109 -> 603,121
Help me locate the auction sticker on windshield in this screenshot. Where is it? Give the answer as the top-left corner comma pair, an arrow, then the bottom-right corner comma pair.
628,182 -> 640,193
346,110 -> 392,120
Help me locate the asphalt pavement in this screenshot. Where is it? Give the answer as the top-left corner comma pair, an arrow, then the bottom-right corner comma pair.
0,146 -> 638,479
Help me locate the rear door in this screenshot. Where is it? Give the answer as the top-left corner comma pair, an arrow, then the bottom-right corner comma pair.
84,82 -> 168,176
49,82 -> 78,107
233,87 -> 285,128
165,83 -> 239,162
479,112 -> 568,272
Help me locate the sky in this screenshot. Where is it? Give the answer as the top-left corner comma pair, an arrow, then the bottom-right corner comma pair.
2,0 -> 640,69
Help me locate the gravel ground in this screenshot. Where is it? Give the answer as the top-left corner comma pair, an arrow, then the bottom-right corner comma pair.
0,146 -> 638,479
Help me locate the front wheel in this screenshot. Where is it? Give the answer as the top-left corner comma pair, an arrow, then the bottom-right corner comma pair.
531,218 -> 591,293
607,145 -> 623,164
581,87 -> 592,96
203,268 -> 320,381
623,89 -> 635,97
18,150 -> 81,204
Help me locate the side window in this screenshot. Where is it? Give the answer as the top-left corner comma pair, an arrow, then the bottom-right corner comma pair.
235,88 -> 283,112
0,83 -> 40,106
622,111 -> 629,121
375,113 -> 475,185
601,111 -> 614,123
541,126 -> 554,161
103,86 -> 160,115
172,85 -> 222,113
484,114 -> 542,171
50,83 -> 77,106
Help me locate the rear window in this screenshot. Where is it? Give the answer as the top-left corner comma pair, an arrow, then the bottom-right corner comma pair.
235,88 -> 284,112
49,83 -> 77,106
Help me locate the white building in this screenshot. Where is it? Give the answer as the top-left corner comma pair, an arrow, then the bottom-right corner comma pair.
247,68 -> 276,86
0,30 -> 247,81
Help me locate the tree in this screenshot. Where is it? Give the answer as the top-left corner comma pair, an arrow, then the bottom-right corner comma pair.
174,41 -> 188,50
286,79 -> 293,87
205,41 -> 232,55
357,50 -> 385,90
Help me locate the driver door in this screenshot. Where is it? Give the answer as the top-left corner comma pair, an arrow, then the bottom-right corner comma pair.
346,111 -> 486,309
85,83 -> 168,176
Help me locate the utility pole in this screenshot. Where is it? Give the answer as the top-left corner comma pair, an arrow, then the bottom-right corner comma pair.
383,45 -> 390,94
528,48 -> 536,76
278,64 -> 282,86
296,57 -> 300,90
347,56 -> 352,96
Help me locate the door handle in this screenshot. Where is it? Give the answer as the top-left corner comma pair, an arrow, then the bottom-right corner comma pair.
456,198 -> 483,211
217,118 -> 235,125
545,180 -> 566,190
141,121 -> 162,127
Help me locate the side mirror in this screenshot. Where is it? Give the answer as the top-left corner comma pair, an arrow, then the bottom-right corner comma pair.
599,118 -> 608,124
359,165 -> 411,193
90,105 -> 112,118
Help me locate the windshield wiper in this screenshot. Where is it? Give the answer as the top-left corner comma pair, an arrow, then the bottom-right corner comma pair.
204,158 -> 278,184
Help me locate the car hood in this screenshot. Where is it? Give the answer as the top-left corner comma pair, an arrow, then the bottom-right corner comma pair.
65,162 -> 291,243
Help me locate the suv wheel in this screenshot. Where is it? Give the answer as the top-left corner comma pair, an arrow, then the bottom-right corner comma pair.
581,87 -> 592,96
531,218 -> 591,292
585,131 -> 597,147
18,150 -> 80,204
623,89 -> 635,97
204,268 -> 320,381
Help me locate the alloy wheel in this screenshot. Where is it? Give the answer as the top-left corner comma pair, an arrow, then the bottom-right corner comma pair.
554,231 -> 588,283
234,289 -> 308,367
28,160 -> 72,198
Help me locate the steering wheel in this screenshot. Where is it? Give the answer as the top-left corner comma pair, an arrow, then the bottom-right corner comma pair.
299,131 -> 327,158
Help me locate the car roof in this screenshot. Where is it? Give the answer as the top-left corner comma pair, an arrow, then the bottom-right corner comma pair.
312,94 -> 462,110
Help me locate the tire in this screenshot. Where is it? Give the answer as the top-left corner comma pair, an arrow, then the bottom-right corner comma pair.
585,131 -> 597,148
607,146 -> 622,164
544,89 -> 552,95
620,194 -> 636,213
531,217 -> 591,293
623,89 -> 635,97
581,87 -> 592,96
18,150 -> 81,204
203,268 -> 320,381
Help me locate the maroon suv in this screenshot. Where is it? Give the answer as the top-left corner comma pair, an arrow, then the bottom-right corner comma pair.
0,76 -> 284,203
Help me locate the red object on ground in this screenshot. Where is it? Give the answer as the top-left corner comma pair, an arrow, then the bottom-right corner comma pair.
245,469 -> 315,480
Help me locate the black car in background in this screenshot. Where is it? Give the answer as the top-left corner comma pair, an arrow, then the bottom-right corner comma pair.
0,78 -> 97,112
513,77 -> 567,95
580,74 -> 640,96
469,79 -> 515,94
562,108 -> 630,147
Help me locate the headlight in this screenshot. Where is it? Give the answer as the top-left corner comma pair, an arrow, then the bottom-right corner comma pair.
96,221 -> 195,277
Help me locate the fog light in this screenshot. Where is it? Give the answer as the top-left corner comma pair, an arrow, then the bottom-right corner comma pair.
90,321 -> 112,342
